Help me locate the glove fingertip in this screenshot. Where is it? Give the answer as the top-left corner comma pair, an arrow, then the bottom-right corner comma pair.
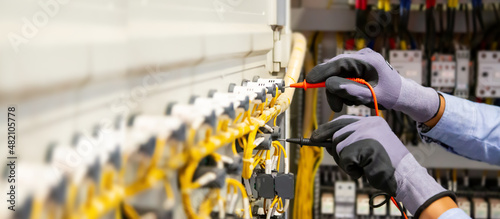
305,64 -> 328,83
326,93 -> 344,113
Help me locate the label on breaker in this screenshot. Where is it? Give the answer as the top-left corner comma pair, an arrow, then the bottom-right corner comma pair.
335,181 -> 356,218
473,198 -> 488,219
490,198 -> 500,219
372,196 -> 387,216
476,51 -> 500,97
346,105 -> 371,117
389,50 -> 423,84
431,54 -> 456,88
356,194 -> 370,216
457,197 -> 471,216
321,193 -> 335,214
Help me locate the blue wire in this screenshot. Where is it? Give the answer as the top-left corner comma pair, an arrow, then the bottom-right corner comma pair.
368,40 -> 375,49
410,40 -> 417,50
400,0 -> 411,11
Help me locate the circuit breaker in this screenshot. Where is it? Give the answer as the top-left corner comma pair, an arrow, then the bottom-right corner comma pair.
475,51 -> 500,97
491,198 -> 500,219
355,194 -> 370,216
346,105 -> 371,117
473,198 -> 488,219
334,181 -> 356,218
389,50 -> 423,84
431,54 -> 456,89
454,50 -> 470,98
457,197 -> 471,216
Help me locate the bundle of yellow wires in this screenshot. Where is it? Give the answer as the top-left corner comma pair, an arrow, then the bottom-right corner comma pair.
293,46 -> 324,219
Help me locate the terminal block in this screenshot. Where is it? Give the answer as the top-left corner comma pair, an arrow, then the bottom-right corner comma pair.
192,96 -> 237,120
210,90 -> 251,111
254,133 -> 273,150
257,126 -> 280,141
138,136 -> 156,157
275,173 -> 295,199
224,156 -> 243,175
476,51 -> 500,97
49,177 -> 68,205
241,80 -> 278,97
255,173 -> 275,199
431,54 -> 456,89
228,83 -> 267,103
253,77 -> 286,92
193,167 -> 227,189
271,126 -> 281,141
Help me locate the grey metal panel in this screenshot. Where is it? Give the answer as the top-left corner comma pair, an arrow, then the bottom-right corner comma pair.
292,8 -> 498,33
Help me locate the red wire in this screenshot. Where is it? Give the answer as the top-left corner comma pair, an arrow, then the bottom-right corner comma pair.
346,78 -> 379,116
347,78 -> 408,219
426,0 -> 436,9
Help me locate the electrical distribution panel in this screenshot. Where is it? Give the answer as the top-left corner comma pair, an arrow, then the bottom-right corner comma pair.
431,54 -> 456,89
454,50 -> 471,98
389,50 -> 423,85
476,51 -> 500,97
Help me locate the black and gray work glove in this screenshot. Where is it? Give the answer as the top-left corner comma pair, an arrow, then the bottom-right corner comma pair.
306,48 -> 440,123
311,115 -> 455,217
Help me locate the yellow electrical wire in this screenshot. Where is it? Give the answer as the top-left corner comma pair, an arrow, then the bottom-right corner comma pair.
231,140 -> 238,155
294,46 -> 323,219
277,198 -> 284,213
448,0 -> 458,8
122,202 -> 141,219
227,178 -> 253,218
64,33 -> 306,219
199,190 -> 219,218
312,89 -> 319,130
328,111 -> 335,121
234,113 -> 242,124
355,39 -> 365,51
164,179 -> 174,204
251,104 -> 258,116
401,40 -> 408,50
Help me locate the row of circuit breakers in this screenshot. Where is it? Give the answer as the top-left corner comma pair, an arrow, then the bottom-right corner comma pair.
342,50 -> 500,117
389,50 -> 500,98
318,166 -> 500,219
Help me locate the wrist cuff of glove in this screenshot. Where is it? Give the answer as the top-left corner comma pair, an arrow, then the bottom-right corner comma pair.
413,190 -> 457,219
393,77 -> 440,123
394,154 -> 453,215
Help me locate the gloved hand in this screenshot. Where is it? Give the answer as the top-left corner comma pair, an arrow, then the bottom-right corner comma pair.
310,115 -> 455,217
306,48 -> 439,123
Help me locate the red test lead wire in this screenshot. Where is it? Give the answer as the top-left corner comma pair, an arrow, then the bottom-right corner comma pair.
288,78 -> 379,116
289,80 -> 326,90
